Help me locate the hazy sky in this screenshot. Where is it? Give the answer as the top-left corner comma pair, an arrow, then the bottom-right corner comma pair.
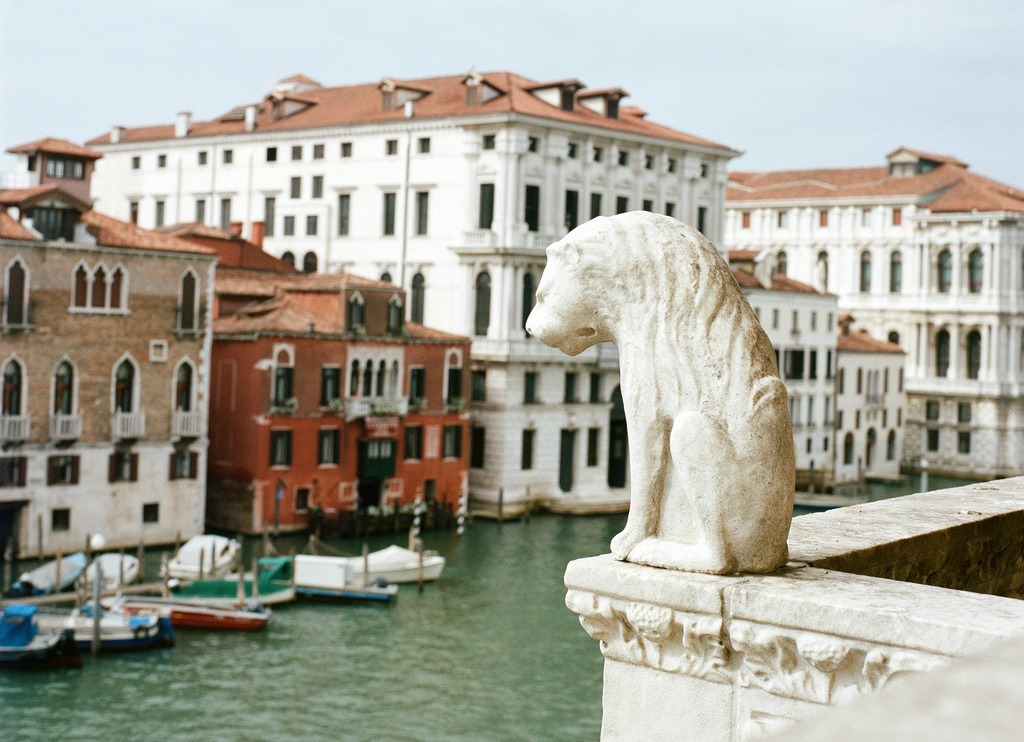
1,0 -> 1021,183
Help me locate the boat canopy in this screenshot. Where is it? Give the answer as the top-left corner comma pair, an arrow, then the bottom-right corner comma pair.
0,604 -> 38,646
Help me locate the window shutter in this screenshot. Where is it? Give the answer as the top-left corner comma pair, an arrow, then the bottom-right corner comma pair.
130,453 -> 139,482
169,452 -> 177,480
47,458 -> 56,486
18,457 -> 27,486
108,454 -> 117,483
189,452 -> 198,479
71,456 -> 80,484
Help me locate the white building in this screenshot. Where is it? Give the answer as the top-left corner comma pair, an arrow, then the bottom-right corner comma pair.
85,71 -> 740,513
725,148 -> 1024,479
730,252 -> 839,488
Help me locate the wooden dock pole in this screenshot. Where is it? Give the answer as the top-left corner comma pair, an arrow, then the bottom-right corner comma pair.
2,541 -> 12,595
236,551 -> 245,604
417,540 -> 424,594
54,550 -> 63,595
160,553 -> 170,599
497,488 -> 504,524
362,543 -> 369,588
251,557 -> 260,600
137,534 -> 145,583
38,516 -> 44,561
118,548 -> 126,589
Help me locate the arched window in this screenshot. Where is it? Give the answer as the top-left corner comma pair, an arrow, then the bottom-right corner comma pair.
109,267 -> 124,310
114,359 -> 135,413
2,359 -> 23,415
968,249 -> 983,294
91,266 -> 107,308
175,363 -> 193,411
966,330 -> 982,379
272,348 -> 293,406
54,361 -> 74,415
179,270 -> 197,331
937,250 -> 952,293
73,265 -> 88,308
348,294 -> 365,331
816,251 -> 829,290
302,251 -> 318,274
376,361 -> 387,397
843,432 -> 854,465
522,271 -> 535,330
387,296 -> 403,335
889,251 -> 902,293
280,251 -> 295,269
935,329 -> 950,377
474,271 -> 491,337
362,361 -> 373,397
887,331 -> 900,346
776,251 -> 788,276
349,360 -> 360,396
380,272 -> 392,283
389,361 -> 400,397
4,258 -> 27,326
866,428 -> 877,468
411,273 -> 425,324
859,251 -> 872,293
887,430 -> 897,461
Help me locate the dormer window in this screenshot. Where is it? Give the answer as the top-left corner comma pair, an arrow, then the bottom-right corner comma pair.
560,87 -> 575,112
378,78 -> 430,113
462,71 -> 502,107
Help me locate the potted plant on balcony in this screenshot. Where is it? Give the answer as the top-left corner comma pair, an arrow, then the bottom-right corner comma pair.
324,397 -> 344,415
446,396 -> 464,412
274,397 -> 299,414
410,396 -> 427,411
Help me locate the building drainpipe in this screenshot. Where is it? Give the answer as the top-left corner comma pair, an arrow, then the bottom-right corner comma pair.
399,101 -> 414,291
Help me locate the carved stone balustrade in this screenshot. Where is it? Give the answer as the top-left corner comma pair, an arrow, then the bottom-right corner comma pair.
566,477 -> 1024,741
0,414 -> 30,443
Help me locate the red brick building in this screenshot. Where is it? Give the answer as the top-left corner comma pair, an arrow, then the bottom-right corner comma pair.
207,272 -> 470,534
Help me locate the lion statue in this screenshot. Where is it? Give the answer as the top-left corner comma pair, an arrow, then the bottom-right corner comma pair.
525,212 -> 794,574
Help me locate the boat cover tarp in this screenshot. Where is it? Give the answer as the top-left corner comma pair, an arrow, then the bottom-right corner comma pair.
0,605 -> 38,646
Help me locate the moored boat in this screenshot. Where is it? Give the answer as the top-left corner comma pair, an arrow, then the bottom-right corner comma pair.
172,556 -> 295,605
292,554 -> 398,602
36,602 -> 173,651
10,552 -> 88,597
344,545 -> 445,585
84,553 -> 141,592
0,605 -> 82,670
165,535 -> 240,580
116,597 -> 271,632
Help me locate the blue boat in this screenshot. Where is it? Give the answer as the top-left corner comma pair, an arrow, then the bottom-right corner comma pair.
11,552 -> 88,597
0,604 -> 82,670
38,602 -> 175,651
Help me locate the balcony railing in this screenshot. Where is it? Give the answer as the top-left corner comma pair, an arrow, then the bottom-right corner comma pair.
0,414 -> 30,443
49,414 -> 82,441
172,410 -> 203,438
344,397 -> 409,421
111,411 -> 145,440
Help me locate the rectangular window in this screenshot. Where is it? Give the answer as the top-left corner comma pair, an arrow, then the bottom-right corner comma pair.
446,367 -> 463,406
592,146 -> 603,163
130,201 -> 139,224
665,202 -> 676,218
521,429 -> 535,470
482,134 -> 496,150
926,400 -> 940,421
565,190 -> 579,231
826,350 -> 834,380
528,136 -> 539,153
155,200 -> 165,227
195,198 -> 206,223
618,150 -> 629,166
443,425 -> 462,459
295,488 -> 310,511
385,139 -> 398,155
47,455 -> 79,485
269,430 -> 292,467
223,149 -> 233,164
290,177 -> 301,199
470,426 -> 486,468
131,156 -> 140,170
0,456 -> 27,488
341,141 -> 352,157
157,154 -> 167,168
927,429 -> 940,452
524,185 -> 540,232
587,428 -> 599,466
404,425 -> 423,460
416,191 -> 429,235
777,211 -> 788,229
418,137 -> 430,154
338,194 -> 350,236
667,158 -> 677,173
958,402 -> 972,423
700,163 -> 710,178
742,212 -> 752,229
784,350 -> 805,380
291,145 -> 302,161
615,196 -> 628,214
220,198 -> 232,231
283,216 -> 295,236
958,431 -> 971,454
564,372 -> 577,403
306,215 -> 318,236
312,143 -> 324,160
312,175 -> 323,199
108,450 -> 138,483
408,368 -> 426,405
524,371 -> 538,404
142,503 -> 159,524
318,428 -> 340,465
264,197 -> 276,236
589,372 -> 601,403
266,146 -> 277,162
697,207 -> 708,235
321,367 -> 341,406
52,508 -> 70,532
809,350 -> 818,380
471,370 -> 486,402
568,142 -> 579,159
861,208 -> 871,227
590,193 -> 602,219
273,366 -> 294,406
642,199 -> 653,212
772,309 -> 779,329
819,209 -> 829,227
644,154 -> 654,170
383,192 -> 396,235
479,183 -> 495,230
857,368 -> 863,394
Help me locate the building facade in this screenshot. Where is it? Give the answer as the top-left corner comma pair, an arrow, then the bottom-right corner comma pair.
208,272 -> 470,533
726,148 -> 1024,478
0,185 -> 215,558
85,70 -> 739,512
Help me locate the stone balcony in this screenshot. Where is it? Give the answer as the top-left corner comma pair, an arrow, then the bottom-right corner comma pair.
344,396 -> 409,421
0,414 -> 30,443
171,410 -> 203,439
566,477 -> 1024,741
49,413 -> 82,441
111,411 -> 145,440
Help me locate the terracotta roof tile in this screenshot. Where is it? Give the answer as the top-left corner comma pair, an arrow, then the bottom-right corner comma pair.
838,330 -> 904,354
216,267 -> 301,298
86,71 -> 736,153
6,137 -> 103,159
279,73 -> 321,86
886,147 -> 967,168
0,212 -> 38,240
0,184 -> 92,212
80,211 -> 215,255
731,268 -> 820,294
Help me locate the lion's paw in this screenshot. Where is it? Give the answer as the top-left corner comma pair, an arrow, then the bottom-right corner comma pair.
610,529 -> 645,560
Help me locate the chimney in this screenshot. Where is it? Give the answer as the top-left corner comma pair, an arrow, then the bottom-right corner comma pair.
838,313 -> 854,336
175,111 -> 191,138
111,126 -> 125,144
404,100 -> 415,118
228,221 -> 243,237
250,221 -> 265,249
244,105 -> 258,132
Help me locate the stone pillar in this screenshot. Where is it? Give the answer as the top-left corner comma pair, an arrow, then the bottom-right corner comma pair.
949,322 -> 961,380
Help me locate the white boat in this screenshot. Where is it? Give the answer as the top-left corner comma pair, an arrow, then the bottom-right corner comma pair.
165,535 -> 240,580
36,603 -> 173,651
345,545 -> 445,585
292,554 -> 398,601
84,553 -> 141,592
11,552 -> 87,597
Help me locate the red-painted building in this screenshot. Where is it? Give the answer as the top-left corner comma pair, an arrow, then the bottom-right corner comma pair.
207,272 -> 470,534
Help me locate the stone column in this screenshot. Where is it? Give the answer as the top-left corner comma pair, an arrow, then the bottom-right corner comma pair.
949,322 -> 961,380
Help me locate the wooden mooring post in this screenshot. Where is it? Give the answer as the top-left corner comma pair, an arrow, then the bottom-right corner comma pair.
497,488 -> 504,524
137,534 -> 146,584
2,541 -> 12,595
